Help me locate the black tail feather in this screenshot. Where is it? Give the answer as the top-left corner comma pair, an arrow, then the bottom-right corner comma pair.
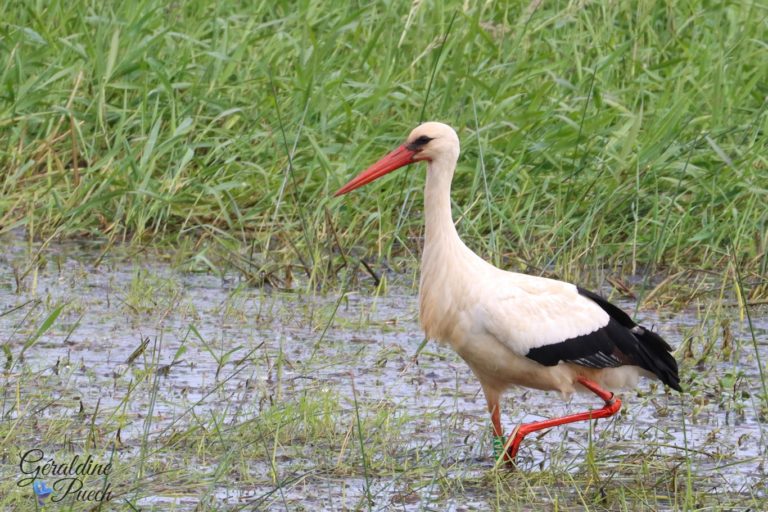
633,326 -> 682,392
577,286 -> 682,392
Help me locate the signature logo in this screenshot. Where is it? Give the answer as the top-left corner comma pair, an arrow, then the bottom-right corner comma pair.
18,449 -> 113,504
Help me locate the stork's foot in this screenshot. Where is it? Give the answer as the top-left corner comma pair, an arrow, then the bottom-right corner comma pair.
503,377 -> 622,462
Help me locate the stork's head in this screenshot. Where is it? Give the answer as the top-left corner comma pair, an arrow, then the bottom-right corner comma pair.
334,122 -> 460,196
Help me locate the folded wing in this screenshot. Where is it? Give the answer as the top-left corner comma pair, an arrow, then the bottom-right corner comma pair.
477,276 -> 681,391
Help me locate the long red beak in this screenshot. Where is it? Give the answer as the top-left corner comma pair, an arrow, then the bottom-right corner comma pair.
334,145 -> 417,197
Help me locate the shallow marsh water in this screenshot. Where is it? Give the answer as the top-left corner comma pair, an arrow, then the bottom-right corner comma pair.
1,239 -> 766,510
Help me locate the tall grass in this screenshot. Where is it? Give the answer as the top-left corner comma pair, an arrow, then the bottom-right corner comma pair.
1,0 -> 767,285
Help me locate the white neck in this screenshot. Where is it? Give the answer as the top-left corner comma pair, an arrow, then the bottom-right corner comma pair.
423,155 -> 460,248
418,148 -> 477,340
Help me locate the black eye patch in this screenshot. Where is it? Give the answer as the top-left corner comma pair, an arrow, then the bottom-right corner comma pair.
407,135 -> 433,150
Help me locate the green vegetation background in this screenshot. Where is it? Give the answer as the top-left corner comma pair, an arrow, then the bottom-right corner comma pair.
2,2 -> 768,510
2,0 -> 767,281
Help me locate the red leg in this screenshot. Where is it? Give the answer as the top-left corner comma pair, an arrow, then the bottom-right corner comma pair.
489,400 -> 517,462
483,388 -> 513,463
505,377 -> 622,461
490,401 -> 503,437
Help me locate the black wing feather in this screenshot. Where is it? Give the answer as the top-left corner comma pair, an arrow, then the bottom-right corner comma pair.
525,287 -> 682,391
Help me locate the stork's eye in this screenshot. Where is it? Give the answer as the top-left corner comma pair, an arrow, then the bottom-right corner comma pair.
407,135 -> 433,150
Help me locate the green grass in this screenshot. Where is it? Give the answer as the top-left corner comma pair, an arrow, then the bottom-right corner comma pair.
1,0 -> 767,285
2,1 -> 768,510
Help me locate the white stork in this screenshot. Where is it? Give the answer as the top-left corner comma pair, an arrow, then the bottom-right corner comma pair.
335,122 -> 681,463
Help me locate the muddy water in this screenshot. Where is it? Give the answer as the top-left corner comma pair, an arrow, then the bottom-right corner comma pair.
1,238 -> 766,509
